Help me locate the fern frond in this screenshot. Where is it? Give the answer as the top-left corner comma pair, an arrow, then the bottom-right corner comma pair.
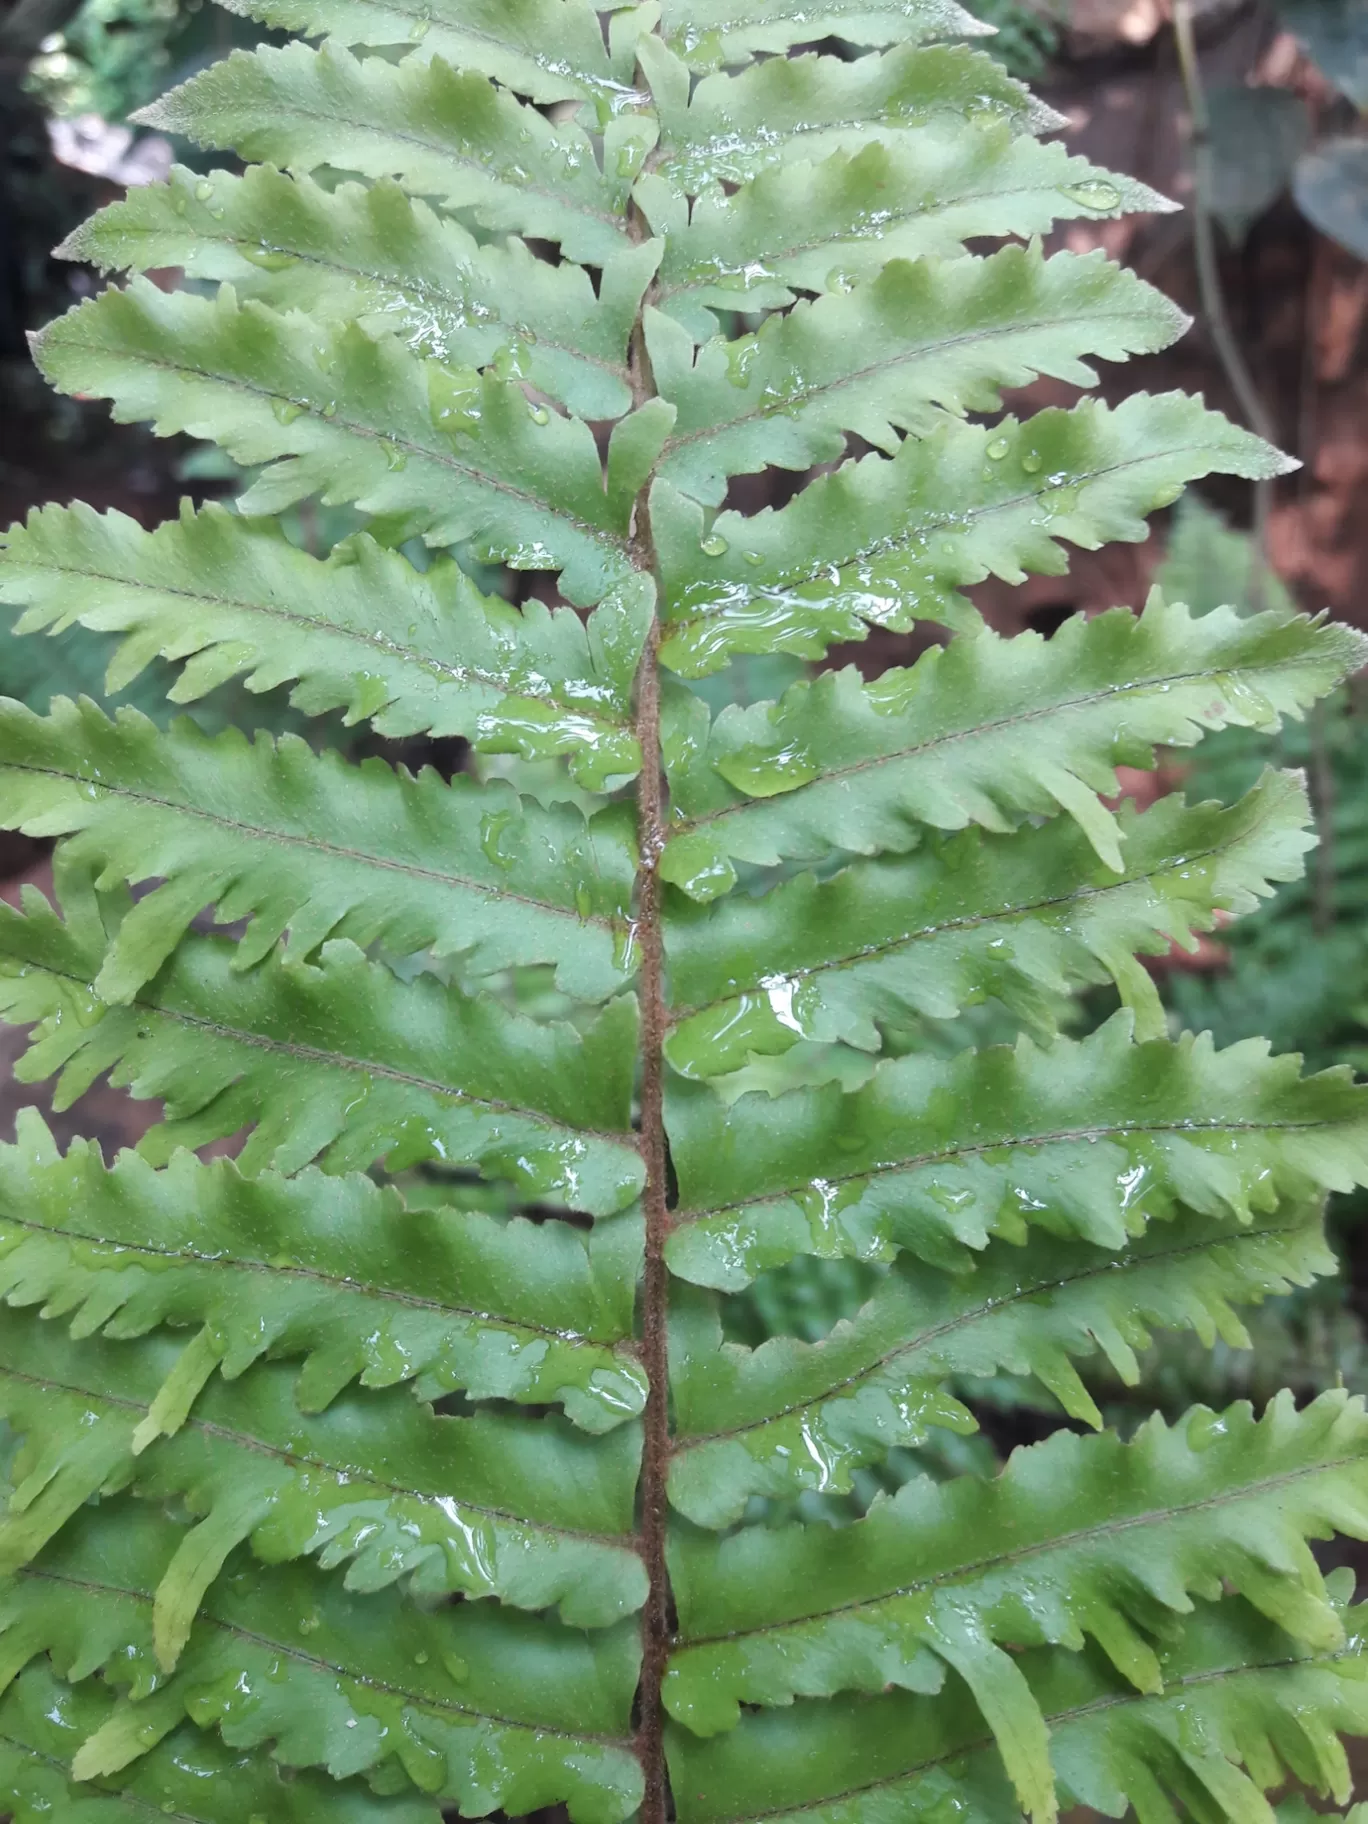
667,1593 -> 1368,1824
0,503 -> 648,773
0,1502 -> 643,1819
0,1117 -> 646,1432
0,1307 -> 648,1634
665,1018 -> 1368,1287
654,394 -> 1285,675
653,133 -> 1172,336
0,1662 -> 441,1822
651,247 -> 1184,507
136,45 -> 637,266
666,770 -> 1311,1073
6,0 -> 1367,1816
662,596 -> 1365,899
665,1392 -> 1368,1807
668,1201 -> 1334,1524
647,41 -> 1059,190
0,696 -> 637,1000
33,289 -> 638,610
60,167 -> 653,421
0,862 -> 644,1207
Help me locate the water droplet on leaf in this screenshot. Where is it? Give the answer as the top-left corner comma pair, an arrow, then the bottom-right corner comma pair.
1060,179 -> 1121,213
700,533 -> 729,557
986,436 -> 1011,460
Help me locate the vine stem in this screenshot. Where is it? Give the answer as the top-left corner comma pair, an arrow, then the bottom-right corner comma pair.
627,156 -> 674,1824
1171,0 -> 1278,603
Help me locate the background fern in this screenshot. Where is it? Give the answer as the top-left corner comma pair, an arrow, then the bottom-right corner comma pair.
1,3 -> 1367,1822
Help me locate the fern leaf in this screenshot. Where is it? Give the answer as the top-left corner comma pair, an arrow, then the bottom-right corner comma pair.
0,1120 -> 645,1432
653,134 -> 1173,337
0,1308 -> 648,1632
0,504 -> 647,772
667,1592 -> 1368,1824
666,770 -> 1313,1076
652,247 -> 1185,508
0,1663 -> 441,1823
136,45 -> 636,266
0,863 -> 644,1209
0,697 -> 637,1000
649,41 -> 1059,190
60,167 -> 654,422
668,1202 -> 1334,1525
661,596 -> 1366,900
0,1502 -> 642,1820
665,1018 -> 1368,1288
654,394 -> 1287,676
659,0 -> 991,65
665,1393 -> 1368,1786
207,0 -> 627,114
33,288 -> 637,609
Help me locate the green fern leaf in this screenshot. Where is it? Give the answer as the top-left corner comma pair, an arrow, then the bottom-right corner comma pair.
136,45 -> 637,265
0,1662 -> 442,1821
207,0 -> 628,113
0,861 -> 643,1207
661,596 -> 1365,899
0,697 -> 637,1000
0,1307 -> 647,1633
61,167 -> 652,422
658,0 -> 992,65
668,1200 -> 1334,1523
666,1018 -> 1368,1287
33,289 -> 639,610
654,394 -> 1286,675
0,504 -> 647,773
652,247 -> 1185,507
667,1591 -> 1368,1824
653,133 -> 1172,335
648,41 -> 1058,190
665,1393 -> 1368,1777
0,1502 -> 642,1819
0,1117 -> 645,1431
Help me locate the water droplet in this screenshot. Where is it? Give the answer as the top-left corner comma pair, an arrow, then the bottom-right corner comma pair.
826,267 -> 856,293
382,439 -> 408,471
743,549 -> 764,566
725,339 -> 759,390
409,13 -> 429,34
414,1649 -> 430,1665
429,363 -> 483,439
700,533 -> 729,558
574,884 -> 593,920
194,179 -> 214,202
1150,481 -> 1183,509
986,436 -> 1011,461
1060,178 -> 1121,214
322,400 -> 338,418
271,398 -> 305,425
1021,450 -> 1043,474
242,246 -> 297,272
529,403 -> 551,426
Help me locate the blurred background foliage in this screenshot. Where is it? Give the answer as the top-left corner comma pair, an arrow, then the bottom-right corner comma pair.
2,0 -> 1368,1517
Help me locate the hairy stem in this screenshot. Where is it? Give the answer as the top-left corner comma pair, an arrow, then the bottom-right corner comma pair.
628,169 -> 673,1824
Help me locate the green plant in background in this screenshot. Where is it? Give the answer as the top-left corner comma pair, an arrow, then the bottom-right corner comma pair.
5,4 -> 1368,1822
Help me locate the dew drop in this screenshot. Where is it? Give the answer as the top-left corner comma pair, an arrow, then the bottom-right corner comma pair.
529,403 -> 551,426
243,246 -> 297,273
743,548 -> 764,566
271,398 -> 305,425
986,436 -> 1011,461
382,440 -> 408,471
826,267 -> 856,293
194,179 -> 214,202
700,533 -> 729,557
1021,450 -> 1043,474
414,1649 -> 430,1665
1060,178 -> 1121,214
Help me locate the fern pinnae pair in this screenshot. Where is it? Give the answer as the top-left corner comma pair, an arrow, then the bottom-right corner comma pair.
1,0 -> 1368,1819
